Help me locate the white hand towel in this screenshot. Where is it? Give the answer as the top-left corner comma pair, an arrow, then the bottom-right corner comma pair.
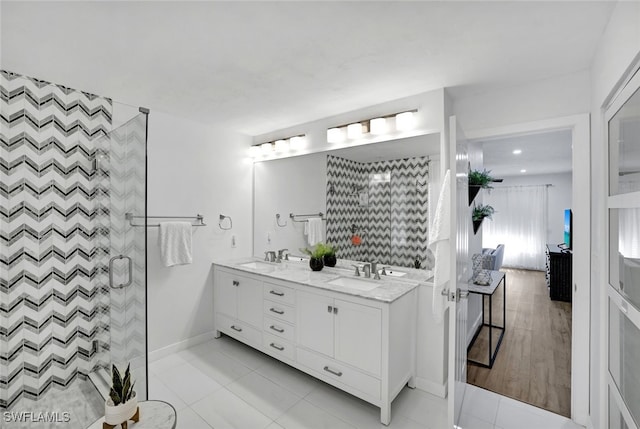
306,218 -> 324,246
159,222 -> 193,267
428,169 -> 451,323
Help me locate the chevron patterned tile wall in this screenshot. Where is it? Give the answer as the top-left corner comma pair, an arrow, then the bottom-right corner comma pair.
326,154 -> 430,269
0,70 -> 113,408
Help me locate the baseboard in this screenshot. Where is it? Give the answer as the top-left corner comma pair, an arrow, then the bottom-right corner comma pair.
467,312 -> 483,348
415,377 -> 447,398
148,331 -> 217,362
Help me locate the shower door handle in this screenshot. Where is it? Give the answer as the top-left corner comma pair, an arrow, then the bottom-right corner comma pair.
109,255 -> 133,289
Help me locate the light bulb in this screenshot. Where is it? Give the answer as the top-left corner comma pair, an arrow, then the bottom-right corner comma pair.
289,136 -> 305,150
327,128 -> 345,143
370,117 -> 388,135
347,123 -> 363,139
395,111 -> 416,131
261,143 -> 273,153
248,146 -> 261,157
274,139 -> 289,152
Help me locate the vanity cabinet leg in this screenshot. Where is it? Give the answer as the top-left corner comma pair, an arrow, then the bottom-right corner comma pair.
380,403 -> 391,425
214,330 -> 221,339
407,376 -> 416,389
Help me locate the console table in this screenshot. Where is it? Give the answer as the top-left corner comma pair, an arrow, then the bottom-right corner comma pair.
467,271 -> 506,369
546,244 -> 572,302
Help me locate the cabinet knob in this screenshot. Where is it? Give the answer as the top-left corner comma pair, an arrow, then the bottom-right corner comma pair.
270,343 -> 285,351
232,280 -> 239,286
327,305 -> 333,313
269,290 -> 285,297
230,325 -> 242,332
270,307 -> 285,315
333,307 -> 338,314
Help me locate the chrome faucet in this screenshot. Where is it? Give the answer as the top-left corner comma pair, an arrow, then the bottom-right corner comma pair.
352,264 -> 362,277
370,261 -> 381,280
277,248 -> 289,263
264,251 -> 276,262
363,263 -> 371,278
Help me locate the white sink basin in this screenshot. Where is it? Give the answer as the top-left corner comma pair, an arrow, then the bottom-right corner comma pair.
286,256 -> 307,262
238,261 -> 274,270
381,269 -> 406,277
327,277 -> 381,291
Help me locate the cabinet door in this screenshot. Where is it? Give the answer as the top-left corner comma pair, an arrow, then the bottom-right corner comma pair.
297,290 -> 334,357
334,299 -> 382,376
215,270 -> 238,318
237,275 -> 263,328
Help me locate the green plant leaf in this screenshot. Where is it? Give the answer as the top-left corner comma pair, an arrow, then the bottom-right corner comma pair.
468,169 -> 495,189
109,387 -> 122,406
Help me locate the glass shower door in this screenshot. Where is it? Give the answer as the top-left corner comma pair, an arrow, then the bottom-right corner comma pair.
92,111 -> 148,403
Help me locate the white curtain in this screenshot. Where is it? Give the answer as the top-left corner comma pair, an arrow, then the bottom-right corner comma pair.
482,185 -> 548,270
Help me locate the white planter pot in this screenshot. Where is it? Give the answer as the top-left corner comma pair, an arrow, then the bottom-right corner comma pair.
105,393 -> 137,425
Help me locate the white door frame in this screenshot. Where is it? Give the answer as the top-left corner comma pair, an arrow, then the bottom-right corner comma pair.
464,113 -> 591,426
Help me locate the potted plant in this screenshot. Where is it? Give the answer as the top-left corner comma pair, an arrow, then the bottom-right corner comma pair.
317,243 -> 337,267
104,363 -> 139,427
468,169 -> 495,204
472,204 -> 495,234
301,245 -> 325,271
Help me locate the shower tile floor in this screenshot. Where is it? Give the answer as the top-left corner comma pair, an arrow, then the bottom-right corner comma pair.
4,378 -> 104,429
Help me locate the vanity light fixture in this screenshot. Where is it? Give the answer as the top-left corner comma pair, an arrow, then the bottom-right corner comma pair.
520,169 -> 527,173
327,127 -> 345,143
347,122 -> 364,139
289,135 -> 305,150
513,149 -> 522,155
326,109 -> 418,143
248,145 -> 261,157
369,117 -> 388,135
249,134 -> 307,158
395,111 -> 416,131
274,139 -> 288,152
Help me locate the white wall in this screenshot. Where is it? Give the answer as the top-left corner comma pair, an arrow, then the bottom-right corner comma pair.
454,70 -> 590,132
492,172 -> 572,245
145,110 -> 253,353
589,2 -> 640,428
467,141 -> 484,345
253,153 -> 327,257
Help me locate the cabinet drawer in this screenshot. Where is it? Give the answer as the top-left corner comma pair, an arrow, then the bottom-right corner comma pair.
296,347 -> 380,399
263,316 -> 295,342
263,333 -> 295,361
216,314 -> 262,348
263,300 -> 295,324
264,283 -> 295,305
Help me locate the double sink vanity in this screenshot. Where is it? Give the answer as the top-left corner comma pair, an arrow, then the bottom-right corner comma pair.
212,257 -> 433,425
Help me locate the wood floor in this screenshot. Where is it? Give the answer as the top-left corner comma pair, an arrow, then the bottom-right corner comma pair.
467,268 -> 572,418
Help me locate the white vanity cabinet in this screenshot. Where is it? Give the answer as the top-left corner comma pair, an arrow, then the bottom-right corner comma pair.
297,290 -> 382,376
213,268 -> 263,347
212,263 -> 417,425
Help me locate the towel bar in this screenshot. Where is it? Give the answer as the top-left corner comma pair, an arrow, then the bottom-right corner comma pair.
125,213 -> 206,228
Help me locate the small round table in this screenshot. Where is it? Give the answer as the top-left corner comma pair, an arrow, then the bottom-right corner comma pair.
87,400 -> 176,429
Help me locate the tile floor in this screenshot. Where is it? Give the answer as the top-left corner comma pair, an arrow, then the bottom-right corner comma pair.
148,334 -> 585,429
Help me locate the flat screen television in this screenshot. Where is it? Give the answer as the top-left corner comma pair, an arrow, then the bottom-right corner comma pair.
563,209 -> 573,250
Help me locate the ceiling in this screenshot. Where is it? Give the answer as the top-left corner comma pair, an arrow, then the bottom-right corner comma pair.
481,130 -> 573,177
1,1 -> 615,136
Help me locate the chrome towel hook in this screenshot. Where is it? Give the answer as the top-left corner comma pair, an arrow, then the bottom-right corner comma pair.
219,214 -> 232,230
276,213 -> 287,227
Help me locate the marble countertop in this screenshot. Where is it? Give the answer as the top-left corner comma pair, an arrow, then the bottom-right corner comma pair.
213,257 -> 433,303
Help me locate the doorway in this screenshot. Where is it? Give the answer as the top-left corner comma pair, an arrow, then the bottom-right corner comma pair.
462,114 -> 591,426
